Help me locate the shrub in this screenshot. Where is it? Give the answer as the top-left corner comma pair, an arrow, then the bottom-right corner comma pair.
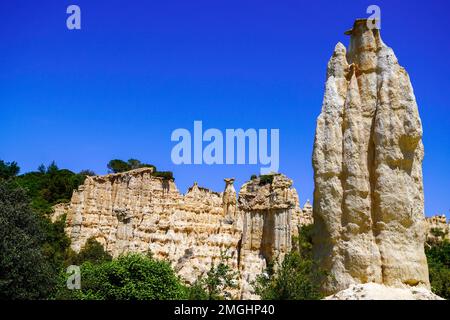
66,237 -> 112,266
107,159 -> 156,174
259,175 -> 274,186
0,160 -> 20,180
0,181 -> 55,299
426,241 -> 450,299
15,162 -> 86,214
55,253 -> 187,300
107,159 -> 130,173
153,171 -> 174,181
79,170 -> 96,176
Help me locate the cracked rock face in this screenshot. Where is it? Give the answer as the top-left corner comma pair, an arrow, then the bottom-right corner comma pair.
237,174 -> 301,298
312,19 -> 429,295
59,168 -> 302,299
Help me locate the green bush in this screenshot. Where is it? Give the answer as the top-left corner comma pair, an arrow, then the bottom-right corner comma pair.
152,171 -> 174,181
40,214 -> 71,271
11,162 -> 86,298
66,237 -> 112,266
259,175 -> 274,186
426,241 -> 450,299
107,159 -> 156,174
55,253 -> 187,300
0,181 -> 55,299
15,162 -> 86,214
0,160 -> 20,180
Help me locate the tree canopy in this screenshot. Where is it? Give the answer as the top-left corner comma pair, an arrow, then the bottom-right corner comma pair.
0,181 -> 55,299
55,253 -> 187,300
0,160 -> 20,180
107,159 -> 156,173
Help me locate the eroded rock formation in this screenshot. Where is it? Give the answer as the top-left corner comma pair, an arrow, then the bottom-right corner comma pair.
312,19 -> 430,294
426,215 -> 450,243
237,175 -> 301,296
59,168 -> 302,299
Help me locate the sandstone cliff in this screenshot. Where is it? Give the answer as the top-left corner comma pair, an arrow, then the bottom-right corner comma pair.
312,19 -> 430,295
237,174 -> 301,296
59,168 -> 303,299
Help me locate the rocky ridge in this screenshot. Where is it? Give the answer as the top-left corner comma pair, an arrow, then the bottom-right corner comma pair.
57,168 -> 309,299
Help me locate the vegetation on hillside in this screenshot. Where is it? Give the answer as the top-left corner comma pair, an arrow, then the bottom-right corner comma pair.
0,159 -> 179,300
55,253 -> 186,300
0,180 -> 55,299
107,159 -> 156,174
14,161 -> 87,214
107,158 -> 174,180
426,240 -> 450,299
66,237 -> 113,266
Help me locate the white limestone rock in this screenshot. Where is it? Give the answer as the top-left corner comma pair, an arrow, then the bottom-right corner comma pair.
312,19 -> 430,295
325,283 -> 443,300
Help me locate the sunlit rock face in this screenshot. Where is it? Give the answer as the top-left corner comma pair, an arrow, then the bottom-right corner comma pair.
237,174 -> 302,297
425,215 -> 450,243
312,19 -> 429,295
59,168 -> 305,299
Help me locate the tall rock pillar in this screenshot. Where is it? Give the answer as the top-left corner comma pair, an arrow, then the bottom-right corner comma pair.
312,19 -> 429,294
223,178 -> 237,218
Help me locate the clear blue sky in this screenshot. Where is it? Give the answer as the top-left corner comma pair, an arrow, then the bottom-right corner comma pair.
1,0 -> 449,217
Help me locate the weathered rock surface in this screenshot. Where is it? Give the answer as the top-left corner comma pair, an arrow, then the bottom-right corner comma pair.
313,19 -> 430,295
299,200 -> 314,227
426,215 -> 450,243
237,174 -> 301,296
59,168 -> 302,299
325,283 -> 443,300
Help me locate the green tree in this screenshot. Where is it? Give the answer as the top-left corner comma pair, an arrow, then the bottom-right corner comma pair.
40,214 -> 71,272
79,169 -> 96,176
0,160 -> 20,180
107,159 -> 157,173
66,237 -> 112,266
107,159 -> 130,173
55,253 -> 187,300
11,162 -> 87,295
152,171 -> 174,181
15,162 -> 86,214
0,181 -> 54,299
426,241 -> 450,299
253,225 -> 324,300
127,159 -> 156,171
